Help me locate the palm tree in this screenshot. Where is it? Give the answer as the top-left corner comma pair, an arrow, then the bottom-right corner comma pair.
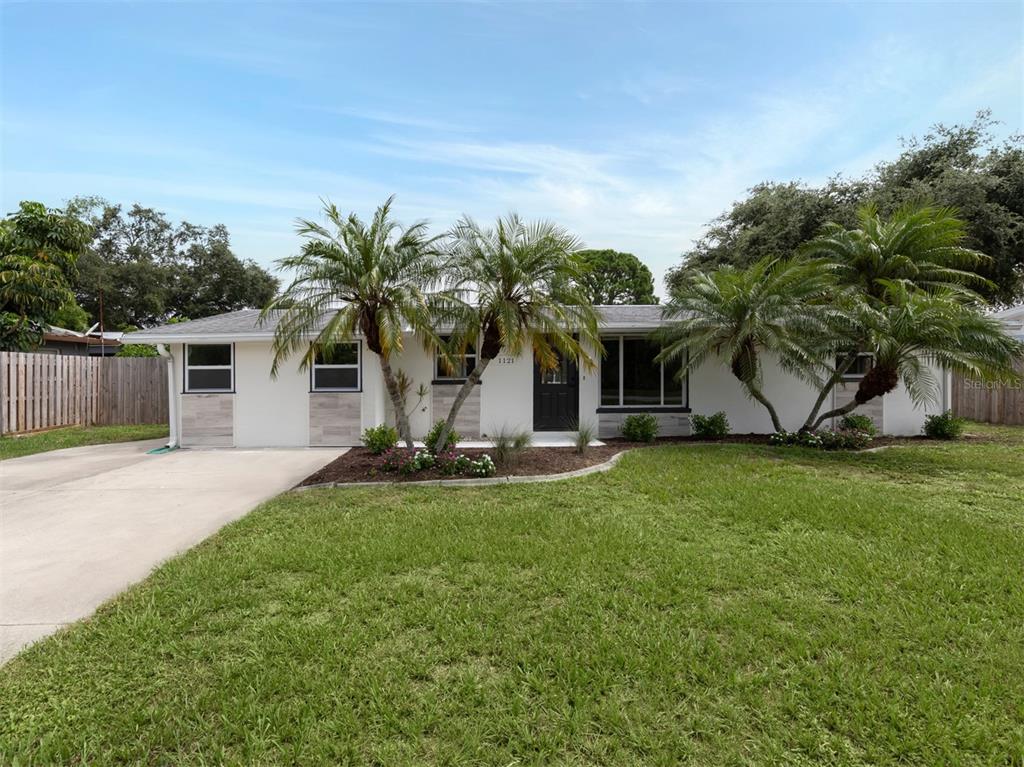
431,214 -> 600,452
656,258 -> 842,432
799,203 -> 990,303
263,196 -> 444,448
798,203 -> 995,429
808,282 -> 1022,429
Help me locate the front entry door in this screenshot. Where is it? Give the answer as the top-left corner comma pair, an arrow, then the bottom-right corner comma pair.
533,351 -> 579,431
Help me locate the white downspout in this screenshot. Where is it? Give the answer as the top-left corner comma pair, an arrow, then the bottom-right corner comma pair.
157,344 -> 179,448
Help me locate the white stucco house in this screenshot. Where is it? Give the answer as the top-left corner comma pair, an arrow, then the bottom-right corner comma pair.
125,306 -> 949,448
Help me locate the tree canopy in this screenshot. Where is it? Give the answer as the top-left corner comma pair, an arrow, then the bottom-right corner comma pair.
670,111 -> 1024,304
66,197 -> 278,330
0,201 -> 91,350
574,249 -> 658,304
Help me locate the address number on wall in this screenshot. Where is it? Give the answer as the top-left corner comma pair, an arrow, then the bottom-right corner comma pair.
495,356 -> 516,365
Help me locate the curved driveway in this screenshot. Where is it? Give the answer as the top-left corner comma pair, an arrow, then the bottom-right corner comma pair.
0,440 -> 336,663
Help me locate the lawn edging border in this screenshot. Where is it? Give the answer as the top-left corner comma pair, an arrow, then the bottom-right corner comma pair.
294,448 -> 636,491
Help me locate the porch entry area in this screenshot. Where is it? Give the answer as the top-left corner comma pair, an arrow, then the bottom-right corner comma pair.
533,351 -> 579,431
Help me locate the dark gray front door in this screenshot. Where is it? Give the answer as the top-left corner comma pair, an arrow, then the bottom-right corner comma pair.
533,352 -> 579,431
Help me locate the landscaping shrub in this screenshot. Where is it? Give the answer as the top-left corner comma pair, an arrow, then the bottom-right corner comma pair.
839,413 -> 878,437
923,410 -> 966,440
467,455 -> 496,477
436,450 -> 472,476
362,424 -> 399,455
622,413 -> 658,442
571,419 -> 596,456
425,420 -> 460,454
771,428 -> 873,450
691,411 -> 730,438
489,428 -> 532,467
381,448 -> 416,474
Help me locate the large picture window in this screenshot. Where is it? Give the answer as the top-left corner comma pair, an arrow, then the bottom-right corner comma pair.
600,336 -> 685,408
312,343 -> 361,391
185,344 -> 233,392
435,337 -> 477,380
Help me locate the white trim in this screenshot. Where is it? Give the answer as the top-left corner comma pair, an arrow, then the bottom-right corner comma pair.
184,343 -> 235,393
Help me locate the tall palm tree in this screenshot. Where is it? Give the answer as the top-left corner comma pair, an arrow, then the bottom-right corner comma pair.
798,203 -> 995,429
431,214 -> 600,452
657,258 -> 843,432
808,282 -> 1022,429
799,203 -> 990,303
263,196 -> 444,448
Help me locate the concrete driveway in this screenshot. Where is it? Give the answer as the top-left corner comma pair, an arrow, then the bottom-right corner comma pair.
0,440 -> 337,663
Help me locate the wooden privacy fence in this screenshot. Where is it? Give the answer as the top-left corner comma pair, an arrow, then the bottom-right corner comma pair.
0,352 -> 169,435
952,358 -> 1024,426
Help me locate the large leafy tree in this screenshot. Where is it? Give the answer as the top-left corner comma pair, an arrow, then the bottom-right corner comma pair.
264,197 -> 445,448
66,197 -> 278,329
0,201 -> 92,350
656,258 -> 841,432
670,112 -> 1024,303
433,215 -> 600,451
574,249 -> 658,304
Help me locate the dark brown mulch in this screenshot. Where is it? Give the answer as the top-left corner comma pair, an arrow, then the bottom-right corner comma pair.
296,433 -> 948,487
298,445 -> 629,486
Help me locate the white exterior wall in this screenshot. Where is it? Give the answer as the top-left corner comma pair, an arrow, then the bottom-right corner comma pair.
164,336 -> 946,446
233,342 -> 309,447
688,352 -> 820,434
880,370 -> 950,436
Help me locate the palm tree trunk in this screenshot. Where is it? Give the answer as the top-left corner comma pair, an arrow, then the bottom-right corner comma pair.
811,364 -> 899,430
746,382 -> 784,433
379,354 -> 414,449
433,357 -> 491,452
800,353 -> 859,432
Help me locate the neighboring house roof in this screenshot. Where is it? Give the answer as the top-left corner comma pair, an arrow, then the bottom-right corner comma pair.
124,305 -> 673,344
993,304 -> 1024,340
42,326 -> 122,347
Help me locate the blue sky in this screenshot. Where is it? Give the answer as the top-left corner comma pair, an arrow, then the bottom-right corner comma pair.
2,1 -> 1021,294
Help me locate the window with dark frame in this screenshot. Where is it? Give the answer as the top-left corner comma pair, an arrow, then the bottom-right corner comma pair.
312,343 -> 360,391
600,336 -> 685,408
839,353 -> 874,380
185,344 -> 233,392
435,337 -> 477,380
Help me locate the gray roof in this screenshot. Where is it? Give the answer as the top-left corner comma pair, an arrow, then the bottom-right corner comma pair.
125,304 -> 672,344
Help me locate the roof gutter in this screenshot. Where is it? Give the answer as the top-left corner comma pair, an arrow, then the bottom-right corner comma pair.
156,344 -> 179,449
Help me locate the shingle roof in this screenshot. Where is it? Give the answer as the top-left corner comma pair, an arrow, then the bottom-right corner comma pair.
125,305 -> 673,343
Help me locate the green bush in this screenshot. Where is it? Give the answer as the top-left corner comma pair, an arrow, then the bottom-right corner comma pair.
622,413 -> 658,443
923,410 -> 966,440
839,413 -> 878,437
770,428 -> 873,450
362,424 -> 399,455
489,428 -> 532,467
425,420 -> 460,454
691,411 -> 730,438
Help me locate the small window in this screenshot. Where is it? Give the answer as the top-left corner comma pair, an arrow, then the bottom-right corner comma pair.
840,353 -> 874,380
185,344 -> 233,392
312,343 -> 360,391
435,337 -> 477,380
600,336 -> 685,407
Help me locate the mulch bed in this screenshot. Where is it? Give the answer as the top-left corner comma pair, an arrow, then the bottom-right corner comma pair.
298,445 -> 628,486
296,432 -> 960,487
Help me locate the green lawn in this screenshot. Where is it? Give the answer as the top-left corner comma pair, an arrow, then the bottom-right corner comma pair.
0,423 -> 169,460
2,425 -> 1022,765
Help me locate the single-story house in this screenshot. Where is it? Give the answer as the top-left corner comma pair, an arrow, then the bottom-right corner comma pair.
125,306 -> 949,448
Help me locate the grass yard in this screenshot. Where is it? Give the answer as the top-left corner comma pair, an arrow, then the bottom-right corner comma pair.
1,424 -> 1022,765
0,423 -> 169,461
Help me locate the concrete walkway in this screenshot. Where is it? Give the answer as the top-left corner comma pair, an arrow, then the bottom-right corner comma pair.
0,440 -> 337,663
